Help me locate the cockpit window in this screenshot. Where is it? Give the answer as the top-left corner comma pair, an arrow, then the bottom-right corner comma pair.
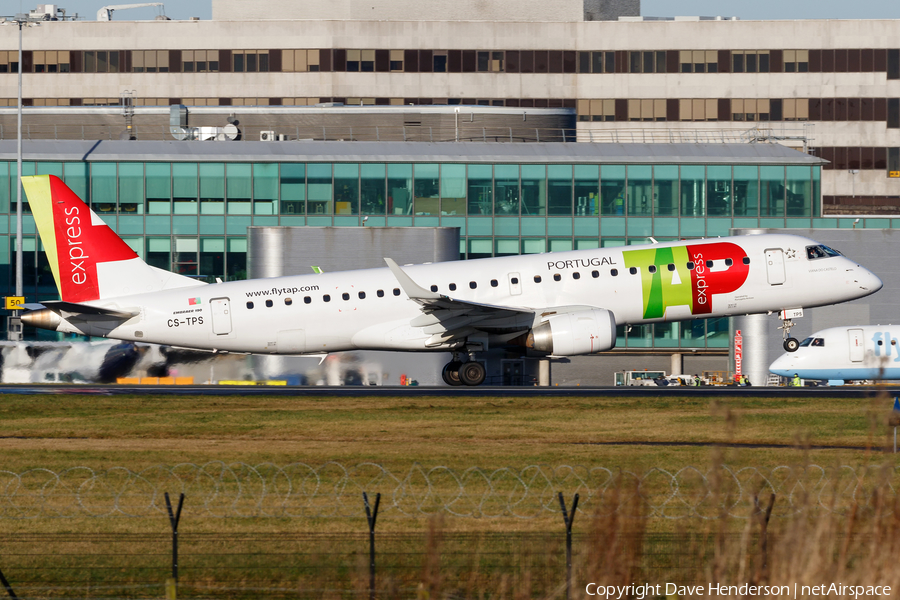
799,337 -> 814,347
806,245 -> 840,260
811,338 -> 825,347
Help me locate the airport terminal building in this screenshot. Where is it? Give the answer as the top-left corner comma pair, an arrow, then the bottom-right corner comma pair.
0,0 -> 897,380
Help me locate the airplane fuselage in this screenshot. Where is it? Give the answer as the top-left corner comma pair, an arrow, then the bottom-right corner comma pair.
770,325 -> 900,381
52,233 -> 880,356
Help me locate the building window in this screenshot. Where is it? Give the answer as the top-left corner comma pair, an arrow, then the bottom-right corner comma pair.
783,50 -> 809,72
732,50 -> 770,73
889,98 -> 900,129
389,49 -> 403,72
679,50 -> 716,73
577,98 -> 616,122
887,148 -> 900,177
83,50 -> 121,73
681,99 -> 718,122
346,49 -> 360,72
233,50 -> 269,73
782,98 -> 810,121
32,50 -> 71,73
183,50 -> 219,73
888,49 -> 900,80
433,51 -> 448,72
282,49 -> 320,72
577,51 -> 615,73
132,50 -> 169,73
627,99 -> 666,122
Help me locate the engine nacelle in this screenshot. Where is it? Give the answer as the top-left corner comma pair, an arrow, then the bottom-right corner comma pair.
528,308 -> 616,356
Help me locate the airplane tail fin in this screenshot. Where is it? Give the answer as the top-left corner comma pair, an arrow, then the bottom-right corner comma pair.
22,174 -> 203,303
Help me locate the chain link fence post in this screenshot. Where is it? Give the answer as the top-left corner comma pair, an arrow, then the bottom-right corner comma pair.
558,491 -> 579,600
0,567 -> 18,600
164,492 -> 185,600
363,492 -> 381,600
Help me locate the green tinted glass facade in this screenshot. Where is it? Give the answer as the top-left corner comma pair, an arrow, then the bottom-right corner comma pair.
0,157 -> 828,349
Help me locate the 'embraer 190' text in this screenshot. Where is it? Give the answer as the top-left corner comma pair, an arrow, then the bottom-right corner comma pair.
63,206 -> 88,285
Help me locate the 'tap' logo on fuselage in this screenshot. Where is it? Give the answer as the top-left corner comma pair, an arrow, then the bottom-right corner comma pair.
622,242 -> 750,319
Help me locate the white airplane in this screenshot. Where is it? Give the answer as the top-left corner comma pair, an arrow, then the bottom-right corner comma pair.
19,175 -> 883,386
769,325 -> 900,382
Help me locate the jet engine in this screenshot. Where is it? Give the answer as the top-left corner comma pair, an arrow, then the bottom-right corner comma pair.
527,308 -> 616,356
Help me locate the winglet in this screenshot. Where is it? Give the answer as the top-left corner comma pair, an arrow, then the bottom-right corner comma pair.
311,266 -> 324,274
384,258 -> 441,300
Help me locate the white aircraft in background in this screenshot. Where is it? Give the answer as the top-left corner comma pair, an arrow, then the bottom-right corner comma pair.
19,175 -> 882,386
770,325 -> 900,383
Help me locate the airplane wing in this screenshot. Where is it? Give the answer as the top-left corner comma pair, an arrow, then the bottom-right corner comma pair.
385,258 -> 536,346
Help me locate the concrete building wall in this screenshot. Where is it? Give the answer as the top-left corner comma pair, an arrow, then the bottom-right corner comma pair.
6,18 -> 898,54
0,106 -> 574,143
247,226 -> 460,279
212,0 -> 639,22
0,16 -> 896,213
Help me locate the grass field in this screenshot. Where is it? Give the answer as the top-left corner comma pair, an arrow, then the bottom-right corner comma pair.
1,391 -> 897,471
1,391 -> 899,597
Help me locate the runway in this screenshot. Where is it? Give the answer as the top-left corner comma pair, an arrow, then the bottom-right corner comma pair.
2,384 -> 899,398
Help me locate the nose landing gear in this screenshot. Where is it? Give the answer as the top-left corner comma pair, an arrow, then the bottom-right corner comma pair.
779,314 -> 800,352
441,351 -> 486,386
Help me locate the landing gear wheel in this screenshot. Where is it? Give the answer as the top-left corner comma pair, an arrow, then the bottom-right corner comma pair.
458,361 -> 486,386
441,361 -> 463,386
783,337 -> 800,352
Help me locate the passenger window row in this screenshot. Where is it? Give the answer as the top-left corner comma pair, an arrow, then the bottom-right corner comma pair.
245,287 -> 400,309
244,256 -> 752,309
532,257 -> 749,283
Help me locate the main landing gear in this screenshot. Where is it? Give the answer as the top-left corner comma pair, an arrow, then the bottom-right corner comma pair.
441,351 -> 486,386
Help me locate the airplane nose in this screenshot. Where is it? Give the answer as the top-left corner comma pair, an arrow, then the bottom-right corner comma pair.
768,354 -> 794,377
857,268 -> 883,294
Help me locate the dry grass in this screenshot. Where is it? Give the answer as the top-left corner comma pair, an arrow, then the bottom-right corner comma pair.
0,392 -> 894,471
1,391 -> 899,597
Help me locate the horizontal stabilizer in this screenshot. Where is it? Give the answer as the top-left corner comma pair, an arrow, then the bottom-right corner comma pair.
41,301 -> 139,319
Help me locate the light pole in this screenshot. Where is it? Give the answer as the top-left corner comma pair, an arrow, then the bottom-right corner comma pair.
3,13 -> 42,340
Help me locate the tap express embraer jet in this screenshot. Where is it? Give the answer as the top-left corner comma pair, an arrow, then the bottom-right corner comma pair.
19,175 -> 882,386
770,325 -> 900,383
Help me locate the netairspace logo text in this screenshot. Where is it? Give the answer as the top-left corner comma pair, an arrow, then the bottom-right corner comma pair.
584,583 -> 893,599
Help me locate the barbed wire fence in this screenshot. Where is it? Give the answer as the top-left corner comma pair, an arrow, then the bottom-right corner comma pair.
2,462 -> 899,520
1,463 -> 899,599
